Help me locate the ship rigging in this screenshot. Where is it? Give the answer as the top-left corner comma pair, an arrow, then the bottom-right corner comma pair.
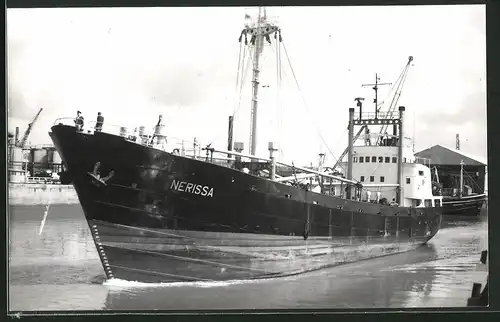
48,7 -> 442,284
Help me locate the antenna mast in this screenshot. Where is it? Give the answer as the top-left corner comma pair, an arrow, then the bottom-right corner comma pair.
239,7 -> 281,156
362,73 -> 391,119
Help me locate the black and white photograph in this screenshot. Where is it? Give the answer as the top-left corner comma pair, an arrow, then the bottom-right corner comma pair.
7,4 -> 488,312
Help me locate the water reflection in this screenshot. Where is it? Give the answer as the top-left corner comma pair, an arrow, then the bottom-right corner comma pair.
9,205 -> 103,285
102,220 -> 488,310
102,244 -> 441,310
9,284 -> 109,311
9,205 -> 488,310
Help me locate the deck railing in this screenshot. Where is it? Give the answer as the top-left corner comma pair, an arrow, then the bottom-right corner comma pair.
25,176 -> 60,184
414,157 -> 431,167
52,118 -> 403,188
357,111 -> 398,121
53,117 -> 208,157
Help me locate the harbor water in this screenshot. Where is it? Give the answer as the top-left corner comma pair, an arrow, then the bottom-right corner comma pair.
8,204 -> 488,311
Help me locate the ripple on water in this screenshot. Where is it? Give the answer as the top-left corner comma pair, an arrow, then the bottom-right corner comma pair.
8,204 -> 489,310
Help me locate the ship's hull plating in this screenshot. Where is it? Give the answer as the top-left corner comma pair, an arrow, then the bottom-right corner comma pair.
442,194 -> 486,217
89,220 -> 432,283
49,124 -> 442,283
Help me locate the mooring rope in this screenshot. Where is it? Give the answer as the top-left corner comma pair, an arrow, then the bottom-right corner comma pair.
38,187 -> 53,235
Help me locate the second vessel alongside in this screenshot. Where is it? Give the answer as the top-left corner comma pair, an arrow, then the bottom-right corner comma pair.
416,145 -> 487,217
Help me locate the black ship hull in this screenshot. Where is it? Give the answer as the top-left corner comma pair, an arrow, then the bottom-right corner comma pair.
49,124 -> 442,283
442,194 -> 486,217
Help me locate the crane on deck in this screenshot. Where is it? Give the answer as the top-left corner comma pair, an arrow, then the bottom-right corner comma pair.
16,108 -> 43,149
331,56 -> 414,171
376,56 -> 414,145
332,125 -> 367,170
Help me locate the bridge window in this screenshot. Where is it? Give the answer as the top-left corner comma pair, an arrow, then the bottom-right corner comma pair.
406,178 -> 411,184
424,199 -> 432,207
392,157 -> 397,163
353,157 -> 358,163
365,156 -> 370,162
370,176 -> 374,182
360,176 -> 365,182
378,156 -> 383,163
359,157 -> 364,163
418,171 -> 424,176
380,176 -> 385,182
435,199 -> 441,207
385,157 -> 390,163
371,156 -> 377,162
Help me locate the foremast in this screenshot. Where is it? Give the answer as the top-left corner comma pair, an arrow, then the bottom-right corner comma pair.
239,7 -> 281,156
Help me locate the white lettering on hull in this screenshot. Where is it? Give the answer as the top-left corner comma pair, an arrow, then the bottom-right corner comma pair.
170,179 -> 214,197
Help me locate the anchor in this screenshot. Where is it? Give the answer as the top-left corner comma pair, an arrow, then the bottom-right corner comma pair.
87,161 -> 115,187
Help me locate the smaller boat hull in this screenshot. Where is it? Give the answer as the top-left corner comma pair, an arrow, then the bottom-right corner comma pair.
442,194 -> 486,217
90,219 -> 436,284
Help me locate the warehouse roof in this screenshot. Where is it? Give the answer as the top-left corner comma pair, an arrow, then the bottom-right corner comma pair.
415,145 -> 486,166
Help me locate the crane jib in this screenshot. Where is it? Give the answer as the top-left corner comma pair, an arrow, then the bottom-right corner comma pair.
16,108 -> 43,148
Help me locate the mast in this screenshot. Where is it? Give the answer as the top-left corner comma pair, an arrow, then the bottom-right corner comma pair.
347,108 -> 355,199
396,106 -> 405,205
362,73 -> 391,119
249,7 -> 264,156
239,7 -> 281,156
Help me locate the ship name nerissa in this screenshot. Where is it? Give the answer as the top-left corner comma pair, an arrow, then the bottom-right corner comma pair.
170,180 -> 214,197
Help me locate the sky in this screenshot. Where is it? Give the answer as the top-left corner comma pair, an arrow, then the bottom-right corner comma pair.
6,5 -> 487,166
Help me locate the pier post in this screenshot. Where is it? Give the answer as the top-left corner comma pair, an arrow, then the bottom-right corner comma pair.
234,142 -> 244,169
347,107 -> 355,200
193,137 -> 198,160
319,153 -> 325,194
396,106 -> 405,205
268,142 -> 277,180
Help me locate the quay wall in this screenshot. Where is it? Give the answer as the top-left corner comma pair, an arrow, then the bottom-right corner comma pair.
9,183 -> 79,206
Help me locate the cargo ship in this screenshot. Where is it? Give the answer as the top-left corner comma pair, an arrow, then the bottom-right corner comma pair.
49,8 -> 442,283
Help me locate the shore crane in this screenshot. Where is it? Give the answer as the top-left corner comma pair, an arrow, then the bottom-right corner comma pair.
16,108 -> 43,149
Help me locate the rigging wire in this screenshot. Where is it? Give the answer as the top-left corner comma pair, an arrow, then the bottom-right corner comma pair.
463,168 -> 484,193
377,61 -> 412,140
277,36 -> 284,161
207,44 -> 254,147
280,41 -> 342,168
270,39 -> 284,161
232,40 -> 245,115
